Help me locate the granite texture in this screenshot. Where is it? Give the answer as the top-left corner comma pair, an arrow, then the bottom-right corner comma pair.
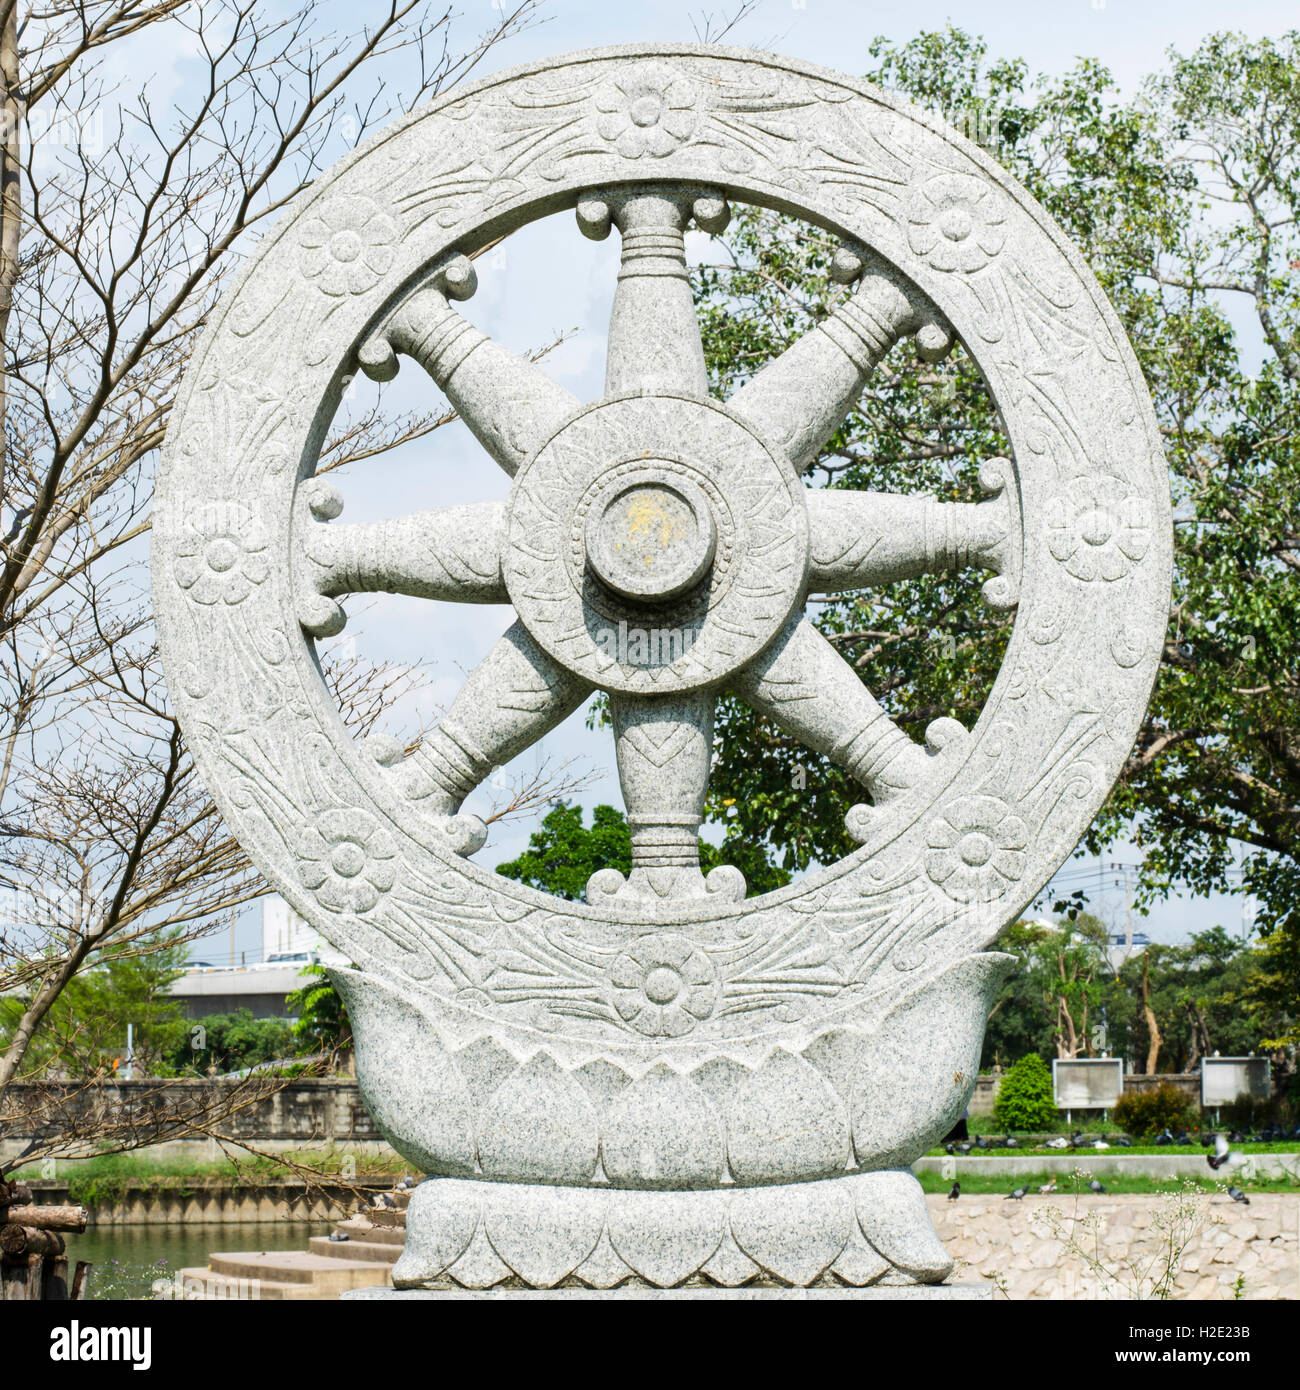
153,44 -> 1172,1289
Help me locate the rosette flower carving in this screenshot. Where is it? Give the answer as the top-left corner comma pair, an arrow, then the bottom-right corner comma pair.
907,173 -> 1006,273
592,64 -> 698,158
172,503 -> 269,606
925,795 -> 1028,904
1046,476 -> 1151,582
609,932 -> 717,1037
299,194 -> 399,297
296,808 -> 398,913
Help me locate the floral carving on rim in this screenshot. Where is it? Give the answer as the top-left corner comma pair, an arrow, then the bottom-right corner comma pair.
907,172 -> 1007,273
172,502 -> 269,606
299,195 -> 399,297
609,932 -> 718,1037
296,808 -> 399,914
1046,476 -> 1152,582
592,63 -> 699,159
925,795 -> 1028,904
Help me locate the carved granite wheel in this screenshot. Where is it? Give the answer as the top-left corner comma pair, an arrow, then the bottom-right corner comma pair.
154,45 -> 1171,1287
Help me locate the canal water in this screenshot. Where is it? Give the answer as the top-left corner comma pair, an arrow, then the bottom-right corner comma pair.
69,1222 -> 334,1300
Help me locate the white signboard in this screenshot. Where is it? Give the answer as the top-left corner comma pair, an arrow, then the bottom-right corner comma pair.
1052,1057 -> 1123,1110
1201,1057 -> 1271,1107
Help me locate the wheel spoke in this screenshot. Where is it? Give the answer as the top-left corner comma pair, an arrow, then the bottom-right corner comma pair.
400,620 -> 591,815
358,256 -> 580,476
589,691 -> 743,903
808,458 -> 1020,608
730,616 -> 930,804
727,246 -> 955,474
577,187 -> 730,397
302,495 -> 506,605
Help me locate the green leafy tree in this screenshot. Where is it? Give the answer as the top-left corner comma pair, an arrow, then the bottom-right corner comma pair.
496,802 -> 792,899
693,28 -> 1300,963
164,1009 -> 295,1075
286,964 -> 352,1057
993,1053 -> 1059,1131
0,934 -> 188,1078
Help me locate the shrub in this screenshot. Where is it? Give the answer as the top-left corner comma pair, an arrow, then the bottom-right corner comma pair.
993,1053 -> 1059,1131
1112,1082 -> 1196,1137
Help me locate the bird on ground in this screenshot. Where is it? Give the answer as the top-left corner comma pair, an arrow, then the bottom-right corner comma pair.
1207,1134 -> 1241,1171
1201,1133 -> 1215,1147
1069,1131 -> 1088,1148
975,1135 -> 989,1150
400,1175 -> 418,1189
1114,1135 -> 1133,1147
328,1230 -> 350,1242
958,1142 -> 973,1155
1228,1186 -> 1250,1205
1092,1139 -> 1110,1150
947,1181 -> 961,1201
1088,1179 -> 1107,1194
1006,1187 -> 1027,1200
1154,1128 -> 1175,1146
376,1192 -> 396,1209
1174,1129 -> 1192,1145
1045,1137 -> 1069,1149
1038,1179 -> 1057,1195
1004,1135 -> 1019,1149
945,1143 -> 956,1155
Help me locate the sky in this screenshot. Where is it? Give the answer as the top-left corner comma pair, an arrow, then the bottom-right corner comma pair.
203,0 -> 1295,961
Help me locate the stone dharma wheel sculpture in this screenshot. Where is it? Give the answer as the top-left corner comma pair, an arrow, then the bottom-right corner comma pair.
154,45 -> 1171,1290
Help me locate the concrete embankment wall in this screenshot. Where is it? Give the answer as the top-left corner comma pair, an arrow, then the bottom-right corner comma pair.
1,1077 -> 397,1164
23,1178 -> 397,1225
932,1193 -> 1298,1300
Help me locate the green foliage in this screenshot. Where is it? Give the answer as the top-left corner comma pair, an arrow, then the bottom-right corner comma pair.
693,26 -> 1300,960
1112,1082 -> 1197,1137
286,964 -> 351,1056
496,801 -> 791,898
993,1053 -> 1059,1131
161,1009 -> 294,1075
0,934 -> 189,1078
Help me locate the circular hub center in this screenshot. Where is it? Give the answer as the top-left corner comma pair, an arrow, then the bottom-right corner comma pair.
585,476 -> 716,602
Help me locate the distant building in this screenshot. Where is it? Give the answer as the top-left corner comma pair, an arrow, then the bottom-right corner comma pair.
167,897 -> 326,1020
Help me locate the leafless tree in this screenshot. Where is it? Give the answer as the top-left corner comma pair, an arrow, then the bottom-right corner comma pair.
0,0 -> 580,1128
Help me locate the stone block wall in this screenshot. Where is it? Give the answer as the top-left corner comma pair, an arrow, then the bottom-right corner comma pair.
931,1193 -> 1298,1300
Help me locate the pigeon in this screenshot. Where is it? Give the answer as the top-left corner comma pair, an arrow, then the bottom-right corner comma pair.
1092,1139 -> 1110,1150
1006,1187 -> 1027,1200
328,1230 -> 350,1242
947,1181 -> 961,1201
400,1175 -> 418,1189
1004,1135 -> 1020,1149
1207,1134 -> 1240,1171
1114,1135 -> 1132,1147
945,1143 -> 956,1155
958,1142 -> 973,1155
1088,1179 -> 1107,1194
1155,1128 -> 1174,1146
376,1192 -> 397,1209
1045,1137 -> 1069,1149
1037,1179 -> 1058,1195
1228,1186 -> 1250,1205
975,1136 -> 989,1150
1174,1129 -> 1192,1146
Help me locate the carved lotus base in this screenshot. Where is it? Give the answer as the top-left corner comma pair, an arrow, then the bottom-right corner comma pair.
392,1169 -> 952,1290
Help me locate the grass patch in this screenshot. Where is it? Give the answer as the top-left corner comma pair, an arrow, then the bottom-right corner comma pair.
925,1141 -> 1299,1158
915,1169 -> 1300,1196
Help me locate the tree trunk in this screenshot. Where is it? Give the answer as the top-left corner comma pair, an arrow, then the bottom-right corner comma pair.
1141,954 -> 1161,1074
0,0 -> 19,507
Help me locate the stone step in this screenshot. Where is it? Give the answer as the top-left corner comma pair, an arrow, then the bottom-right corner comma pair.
333,1217 -> 406,1245
309,1235 -> 402,1265
167,1266 -> 325,1302
206,1249 -> 392,1294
